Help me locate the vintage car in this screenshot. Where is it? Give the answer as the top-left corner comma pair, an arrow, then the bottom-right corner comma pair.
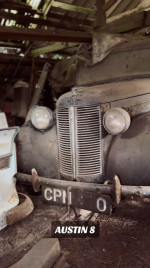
16,38 -> 150,215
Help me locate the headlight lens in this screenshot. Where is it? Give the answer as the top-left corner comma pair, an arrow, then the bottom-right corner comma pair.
103,108 -> 130,135
31,106 -> 53,130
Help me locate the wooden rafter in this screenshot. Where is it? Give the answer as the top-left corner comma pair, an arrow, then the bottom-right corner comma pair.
102,3 -> 150,33
4,0 -> 95,17
0,11 -> 91,32
127,0 -> 141,10
0,26 -> 92,43
11,43 -> 32,81
0,41 -> 22,48
31,42 -> 79,56
47,13 -> 94,26
106,0 -> 124,17
51,1 -> 95,15
0,2 -> 41,15
104,0 -> 118,11
107,0 -> 134,17
43,0 -> 55,16
0,0 -> 145,60
0,53 -> 54,64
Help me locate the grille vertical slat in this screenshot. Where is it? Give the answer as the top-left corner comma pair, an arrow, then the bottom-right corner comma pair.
57,108 -> 72,176
57,105 -> 102,180
76,106 -> 102,177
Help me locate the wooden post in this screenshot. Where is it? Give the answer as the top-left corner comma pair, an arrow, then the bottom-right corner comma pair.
11,43 -> 32,82
25,62 -> 50,122
95,0 -> 106,28
28,57 -> 35,103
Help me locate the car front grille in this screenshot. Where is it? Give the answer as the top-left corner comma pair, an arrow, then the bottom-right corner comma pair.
57,105 -> 102,181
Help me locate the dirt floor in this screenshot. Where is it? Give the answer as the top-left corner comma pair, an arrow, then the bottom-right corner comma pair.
60,198 -> 150,268
1,191 -> 150,268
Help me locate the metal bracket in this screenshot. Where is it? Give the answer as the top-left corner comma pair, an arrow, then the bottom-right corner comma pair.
112,175 -> 122,205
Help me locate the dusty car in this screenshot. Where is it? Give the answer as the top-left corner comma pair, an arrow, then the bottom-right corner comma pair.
16,38 -> 150,215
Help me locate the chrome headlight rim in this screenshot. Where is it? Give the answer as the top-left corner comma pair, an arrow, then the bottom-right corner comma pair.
103,108 -> 131,135
31,106 -> 53,130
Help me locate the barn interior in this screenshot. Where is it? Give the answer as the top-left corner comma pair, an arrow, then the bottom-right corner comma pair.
0,0 -> 149,125
1,0 -> 150,267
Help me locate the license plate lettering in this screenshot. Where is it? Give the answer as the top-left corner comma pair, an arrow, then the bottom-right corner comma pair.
96,197 -> 107,212
43,186 -> 112,214
44,187 -> 72,205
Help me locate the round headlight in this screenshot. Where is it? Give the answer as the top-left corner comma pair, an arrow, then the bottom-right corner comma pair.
103,108 -> 130,135
31,106 -> 53,130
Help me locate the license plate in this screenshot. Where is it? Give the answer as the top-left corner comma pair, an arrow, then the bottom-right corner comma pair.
42,186 -> 112,215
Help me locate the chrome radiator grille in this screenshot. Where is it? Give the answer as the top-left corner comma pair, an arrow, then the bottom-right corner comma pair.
57,105 -> 102,180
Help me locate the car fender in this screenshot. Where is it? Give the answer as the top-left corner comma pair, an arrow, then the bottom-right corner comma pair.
106,112 -> 150,186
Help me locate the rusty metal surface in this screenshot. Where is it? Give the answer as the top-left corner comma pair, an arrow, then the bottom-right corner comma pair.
16,173 -> 150,199
112,175 -> 122,205
31,168 -> 41,192
6,193 -> 34,226
59,186 -> 72,221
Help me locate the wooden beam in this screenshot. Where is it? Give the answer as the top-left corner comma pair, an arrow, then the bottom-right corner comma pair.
28,57 -> 36,103
104,0 -> 118,11
11,43 -> 32,81
26,62 -> 50,122
126,0 -> 141,10
102,4 -> 150,33
43,0 -> 55,16
0,53 -> 56,64
31,42 -> 79,56
46,13 -> 94,27
0,11 -> 91,32
108,2 -> 150,22
134,26 -> 150,36
0,41 -> 22,48
107,0 -> 134,17
0,2 -> 41,15
52,1 -> 95,15
95,0 -> 106,27
106,0 -> 123,17
0,26 -> 92,42
138,0 -> 150,8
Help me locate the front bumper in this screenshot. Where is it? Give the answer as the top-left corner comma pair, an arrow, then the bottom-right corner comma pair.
16,173 -> 150,214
